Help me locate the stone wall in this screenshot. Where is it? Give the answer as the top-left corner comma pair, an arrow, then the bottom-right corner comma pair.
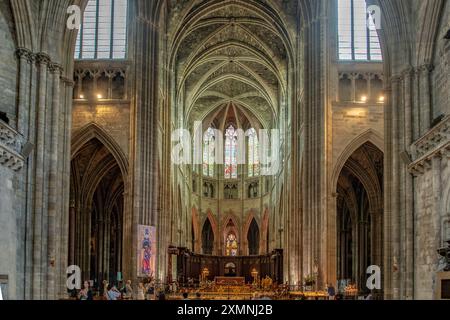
190,175 -> 271,256
332,103 -> 384,166
72,102 -> 130,156
410,116 -> 450,299
0,1 -> 17,125
0,166 -> 17,300
432,1 -> 450,120
0,1 -> 22,300
0,119 -> 26,300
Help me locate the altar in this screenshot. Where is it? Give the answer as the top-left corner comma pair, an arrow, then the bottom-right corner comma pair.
171,248 -> 283,286
215,277 -> 246,286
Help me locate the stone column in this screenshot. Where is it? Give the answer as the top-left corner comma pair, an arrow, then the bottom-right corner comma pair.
97,218 -> 104,283
69,200 -> 76,265
390,75 -> 401,300
367,73 -> 373,101
15,48 -> 32,136
46,63 -> 62,299
58,76 -> 75,299
432,155 -> 442,250
16,48 -> 35,300
104,217 -> 111,282
412,68 -> 420,141
106,70 -> 115,99
403,68 -> 414,299
383,79 -> 393,299
32,53 -> 50,299
121,69 -> 128,100
92,70 -> 102,96
130,7 -> 168,284
419,64 -> 433,136
75,70 -> 85,99
350,73 -> 357,102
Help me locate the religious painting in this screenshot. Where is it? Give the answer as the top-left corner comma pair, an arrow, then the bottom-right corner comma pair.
225,233 -> 238,256
137,225 -> 156,278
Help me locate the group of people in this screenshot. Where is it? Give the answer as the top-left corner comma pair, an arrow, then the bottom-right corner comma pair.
75,277 -> 189,301
76,279 -> 156,301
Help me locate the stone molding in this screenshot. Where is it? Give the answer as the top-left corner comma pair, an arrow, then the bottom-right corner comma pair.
0,120 -> 25,172
74,60 -> 129,78
409,115 -> 450,176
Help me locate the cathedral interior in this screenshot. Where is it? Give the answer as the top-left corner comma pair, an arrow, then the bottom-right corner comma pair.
0,0 -> 449,300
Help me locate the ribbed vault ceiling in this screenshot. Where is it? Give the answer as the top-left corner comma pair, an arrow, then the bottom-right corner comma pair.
168,0 -> 295,130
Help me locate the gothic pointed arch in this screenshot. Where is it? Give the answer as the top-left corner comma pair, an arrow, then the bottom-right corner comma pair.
222,213 -> 240,255
335,141 -> 384,292
69,134 -> 125,284
332,129 -> 384,190
71,122 -> 129,178
247,218 -> 260,256
201,216 -> 215,255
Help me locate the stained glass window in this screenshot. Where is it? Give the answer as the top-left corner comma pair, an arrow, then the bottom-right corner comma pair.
203,128 -> 215,177
225,233 -> 238,256
248,128 -> 260,177
224,125 -> 238,179
338,0 -> 382,61
75,0 -> 128,59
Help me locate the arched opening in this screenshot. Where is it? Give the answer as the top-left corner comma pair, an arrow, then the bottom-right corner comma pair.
336,142 -> 383,294
202,218 -> 214,255
70,137 -> 125,286
247,218 -> 260,256
224,262 -> 237,277
223,217 -> 239,256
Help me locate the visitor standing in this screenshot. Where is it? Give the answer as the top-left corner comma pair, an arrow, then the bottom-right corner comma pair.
78,281 -> 93,300
137,283 -> 145,300
102,280 -> 109,300
327,283 -> 336,300
124,280 -> 133,300
106,285 -> 121,301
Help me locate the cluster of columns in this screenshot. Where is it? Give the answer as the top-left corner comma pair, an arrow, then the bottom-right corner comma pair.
129,2 -> 168,283
384,62 -> 435,299
15,47 -> 74,300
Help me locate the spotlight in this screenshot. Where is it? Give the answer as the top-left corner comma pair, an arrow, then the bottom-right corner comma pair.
97,94 -> 103,100
79,94 -> 84,99
378,96 -> 385,103
361,96 -> 367,103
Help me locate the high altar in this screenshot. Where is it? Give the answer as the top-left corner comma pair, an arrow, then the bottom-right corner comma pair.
169,248 -> 283,286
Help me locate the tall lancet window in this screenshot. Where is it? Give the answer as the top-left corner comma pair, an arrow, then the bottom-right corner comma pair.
338,0 -> 382,61
75,0 -> 128,59
224,125 -> 238,179
248,128 -> 260,177
203,128 -> 215,177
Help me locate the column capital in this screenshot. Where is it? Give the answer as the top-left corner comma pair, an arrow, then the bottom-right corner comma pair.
390,75 -> 402,84
49,63 -> 63,75
418,63 -> 434,73
15,47 -> 32,60
364,72 -> 376,81
401,67 -> 414,78
105,70 -> 117,78
36,52 -> 51,66
61,77 -> 75,87
90,69 -> 103,79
